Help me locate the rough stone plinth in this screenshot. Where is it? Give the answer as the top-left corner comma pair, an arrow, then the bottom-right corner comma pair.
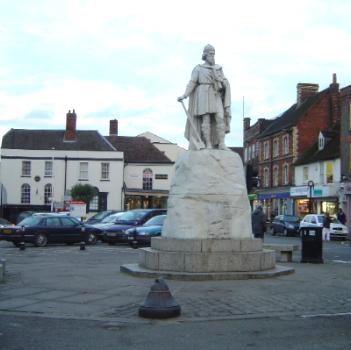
162,150 -> 253,240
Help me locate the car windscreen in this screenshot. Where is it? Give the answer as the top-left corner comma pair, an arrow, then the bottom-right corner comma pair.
116,210 -> 149,223
284,216 -> 300,223
144,215 -> 166,226
18,216 -> 42,226
317,215 -> 325,224
102,212 -> 124,223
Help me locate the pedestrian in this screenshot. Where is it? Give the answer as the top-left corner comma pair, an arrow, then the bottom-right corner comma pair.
251,205 -> 266,240
337,208 -> 347,225
323,212 -> 331,241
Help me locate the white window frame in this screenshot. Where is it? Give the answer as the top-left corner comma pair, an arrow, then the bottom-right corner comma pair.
273,165 -> 279,187
44,161 -> 53,177
44,183 -> 52,205
79,162 -> 89,180
263,167 -> 269,187
143,168 -> 153,190
283,164 -> 289,185
22,161 -> 31,177
101,162 -> 110,180
21,183 -> 31,204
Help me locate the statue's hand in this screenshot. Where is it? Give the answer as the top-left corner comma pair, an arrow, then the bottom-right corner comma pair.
177,95 -> 187,102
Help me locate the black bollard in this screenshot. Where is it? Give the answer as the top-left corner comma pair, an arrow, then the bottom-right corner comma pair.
19,242 -> 26,251
80,241 -> 86,251
139,277 -> 181,319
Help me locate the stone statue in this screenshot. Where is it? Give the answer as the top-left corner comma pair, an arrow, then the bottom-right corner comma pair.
178,44 -> 231,150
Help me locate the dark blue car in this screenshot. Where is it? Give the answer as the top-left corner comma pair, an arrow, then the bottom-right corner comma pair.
102,209 -> 166,245
0,213 -> 101,247
126,214 -> 166,248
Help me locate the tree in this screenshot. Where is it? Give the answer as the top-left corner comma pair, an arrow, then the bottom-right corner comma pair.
70,183 -> 97,208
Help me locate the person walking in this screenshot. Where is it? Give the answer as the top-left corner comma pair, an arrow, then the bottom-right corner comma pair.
251,205 -> 266,240
337,208 -> 347,225
323,212 -> 331,241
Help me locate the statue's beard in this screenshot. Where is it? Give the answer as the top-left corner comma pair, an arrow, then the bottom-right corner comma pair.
207,57 -> 215,65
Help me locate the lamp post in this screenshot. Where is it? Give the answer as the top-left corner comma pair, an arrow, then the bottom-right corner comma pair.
51,147 -> 55,212
307,180 -> 314,213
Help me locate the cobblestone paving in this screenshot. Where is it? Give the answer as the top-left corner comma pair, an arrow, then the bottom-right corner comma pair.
1,241 -> 351,322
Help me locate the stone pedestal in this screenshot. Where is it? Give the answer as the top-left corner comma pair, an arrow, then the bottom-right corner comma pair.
121,149 -> 294,280
140,237 -> 275,272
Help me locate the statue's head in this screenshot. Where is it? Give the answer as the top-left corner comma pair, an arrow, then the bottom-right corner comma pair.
202,44 -> 215,63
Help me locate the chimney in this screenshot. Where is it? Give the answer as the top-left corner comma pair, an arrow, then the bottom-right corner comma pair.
297,83 -> 319,106
329,73 -> 340,126
243,117 -> 251,130
109,119 -> 118,136
64,109 -> 77,141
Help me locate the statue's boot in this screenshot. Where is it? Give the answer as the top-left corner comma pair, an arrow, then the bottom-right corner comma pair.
202,115 -> 213,149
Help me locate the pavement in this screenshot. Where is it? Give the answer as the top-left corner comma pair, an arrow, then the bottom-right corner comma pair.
0,235 -> 351,325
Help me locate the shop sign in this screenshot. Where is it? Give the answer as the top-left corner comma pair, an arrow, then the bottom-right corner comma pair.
290,187 -> 308,197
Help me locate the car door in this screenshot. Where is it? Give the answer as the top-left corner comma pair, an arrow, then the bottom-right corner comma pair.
45,216 -> 64,243
58,217 -> 83,243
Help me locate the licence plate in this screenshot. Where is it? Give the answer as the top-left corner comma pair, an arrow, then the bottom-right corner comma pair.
128,236 -> 134,240
107,232 -> 115,237
3,229 -> 12,234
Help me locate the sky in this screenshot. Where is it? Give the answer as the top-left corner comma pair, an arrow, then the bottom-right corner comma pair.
1,0 -> 351,149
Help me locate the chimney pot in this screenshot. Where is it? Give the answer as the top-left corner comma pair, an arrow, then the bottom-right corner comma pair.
297,83 -> 319,106
109,119 -> 118,136
64,109 -> 77,141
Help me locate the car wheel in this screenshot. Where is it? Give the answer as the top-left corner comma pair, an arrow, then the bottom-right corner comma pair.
271,227 -> 275,236
34,233 -> 48,247
107,242 -> 116,246
131,241 -> 138,249
87,233 -> 97,245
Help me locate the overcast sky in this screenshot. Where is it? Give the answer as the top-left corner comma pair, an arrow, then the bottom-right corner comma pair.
1,0 -> 351,149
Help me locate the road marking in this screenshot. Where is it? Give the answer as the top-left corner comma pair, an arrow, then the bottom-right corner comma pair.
301,312 -> 351,318
332,260 -> 351,264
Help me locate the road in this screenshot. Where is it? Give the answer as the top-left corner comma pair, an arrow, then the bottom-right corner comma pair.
0,235 -> 350,350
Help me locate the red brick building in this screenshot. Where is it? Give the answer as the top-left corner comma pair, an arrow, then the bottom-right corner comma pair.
246,74 -> 340,217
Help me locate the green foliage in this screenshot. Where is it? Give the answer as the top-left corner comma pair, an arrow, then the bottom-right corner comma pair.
70,183 -> 97,204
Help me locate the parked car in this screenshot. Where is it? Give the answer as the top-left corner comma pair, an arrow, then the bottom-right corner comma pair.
0,218 -> 14,227
0,213 -> 101,247
271,215 -> 300,236
16,211 -> 36,224
85,210 -> 119,225
299,214 -> 349,240
102,209 -> 167,244
89,212 -> 125,240
126,214 -> 166,248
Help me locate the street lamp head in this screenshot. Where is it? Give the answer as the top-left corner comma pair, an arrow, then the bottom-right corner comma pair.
307,180 -> 314,188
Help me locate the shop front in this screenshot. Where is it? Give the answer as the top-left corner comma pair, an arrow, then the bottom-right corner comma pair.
124,188 -> 169,210
290,185 -> 339,218
257,189 -> 293,219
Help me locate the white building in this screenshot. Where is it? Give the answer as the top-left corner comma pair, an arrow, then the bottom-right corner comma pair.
106,121 -> 175,209
291,130 -> 340,217
0,111 -> 124,222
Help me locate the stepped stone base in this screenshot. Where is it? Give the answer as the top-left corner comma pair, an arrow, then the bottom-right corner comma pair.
120,237 -> 295,280
140,237 -> 275,273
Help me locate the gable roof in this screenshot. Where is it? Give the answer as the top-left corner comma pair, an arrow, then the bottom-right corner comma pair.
294,131 -> 340,166
106,136 -> 173,163
1,129 -> 116,151
258,88 -> 328,139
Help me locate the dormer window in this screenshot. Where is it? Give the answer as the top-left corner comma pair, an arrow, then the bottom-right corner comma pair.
318,133 -> 325,150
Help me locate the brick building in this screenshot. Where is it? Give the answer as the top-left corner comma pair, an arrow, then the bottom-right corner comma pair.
250,74 -> 340,217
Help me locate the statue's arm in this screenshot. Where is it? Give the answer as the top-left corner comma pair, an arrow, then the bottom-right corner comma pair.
178,66 -> 199,101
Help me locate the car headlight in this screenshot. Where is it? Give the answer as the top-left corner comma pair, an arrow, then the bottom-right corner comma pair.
137,231 -> 148,236
287,223 -> 294,229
